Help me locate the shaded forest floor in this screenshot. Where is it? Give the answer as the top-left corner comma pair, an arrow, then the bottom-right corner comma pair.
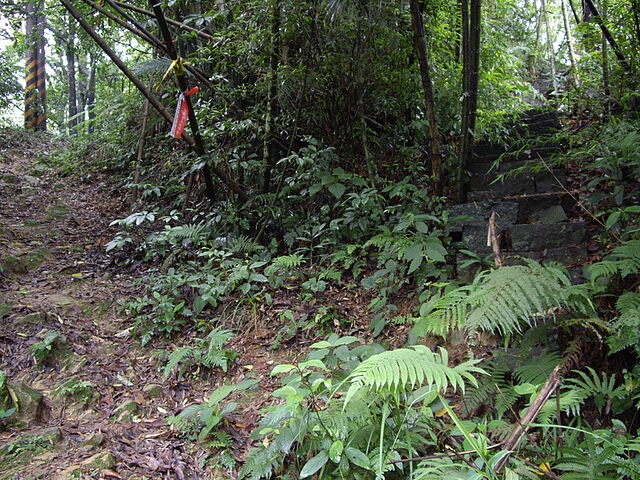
0,131 -> 349,479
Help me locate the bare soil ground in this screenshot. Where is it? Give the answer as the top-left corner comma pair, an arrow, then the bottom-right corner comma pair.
0,132 -> 273,479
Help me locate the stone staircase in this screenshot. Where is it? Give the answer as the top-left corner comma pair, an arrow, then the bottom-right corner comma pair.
451,108 -> 590,279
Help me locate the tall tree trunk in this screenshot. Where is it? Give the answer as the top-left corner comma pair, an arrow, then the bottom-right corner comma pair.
262,0 -> 281,194
456,0 -> 481,203
86,61 -> 97,134
25,1 -> 46,131
355,17 -> 376,184
601,0 -> 611,100
66,12 -> 79,133
541,0 -> 558,94
632,0 -> 640,46
410,0 -> 443,196
561,0 -> 581,87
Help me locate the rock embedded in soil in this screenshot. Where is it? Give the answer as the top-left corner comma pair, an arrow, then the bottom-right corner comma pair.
9,382 -> 50,424
143,383 -> 163,398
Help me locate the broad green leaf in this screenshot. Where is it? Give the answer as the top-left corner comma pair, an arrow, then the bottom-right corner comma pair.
299,359 -> 328,370
300,450 -> 329,478
345,447 -> 370,469
605,211 -> 621,230
328,182 -> 346,198
271,364 -> 297,375
424,239 -> 448,262
329,440 -> 344,463
404,243 -> 423,274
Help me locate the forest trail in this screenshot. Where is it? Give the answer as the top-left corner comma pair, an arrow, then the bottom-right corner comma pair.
0,132 -> 233,479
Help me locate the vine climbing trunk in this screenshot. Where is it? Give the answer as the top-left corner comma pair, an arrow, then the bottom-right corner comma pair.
24,1 -> 47,131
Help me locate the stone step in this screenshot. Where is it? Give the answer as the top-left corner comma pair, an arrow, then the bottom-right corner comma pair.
452,220 -> 589,254
456,244 -> 588,283
473,144 -> 562,164
468,162 -> 567,194
507,222 -> 589,251
449,201 -> 520,225
517,108 -> 561,135
504,192 -> 577,223
467,170 -> 567,200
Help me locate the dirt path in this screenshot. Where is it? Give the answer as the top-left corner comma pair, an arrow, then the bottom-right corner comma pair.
0,133 -> 224,479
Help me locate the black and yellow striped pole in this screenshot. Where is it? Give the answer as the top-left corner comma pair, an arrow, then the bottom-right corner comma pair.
24,2 -> 46,131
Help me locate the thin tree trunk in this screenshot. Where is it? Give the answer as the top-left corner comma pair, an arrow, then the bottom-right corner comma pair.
410,0 -> 443,196
25,1 -> 46,131
134,98 -> 151,203
457,0 -> 481,203
561,0 -> 581,87
262,0 -> 281,194
356,19 -> 376,184
66,12 -> 79,133
541,0 -> 558,94
61,0 -> 249,202
601,0 -> 611,101
87,61 -> 97,134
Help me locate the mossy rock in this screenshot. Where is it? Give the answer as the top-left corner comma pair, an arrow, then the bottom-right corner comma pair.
2,256 -> 28,274
8,382 -> 50,424
30,329 -> 72,368
52,377 -> 99,408
112,399 -> 140,422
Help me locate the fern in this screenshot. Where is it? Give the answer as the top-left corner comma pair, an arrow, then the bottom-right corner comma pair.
513,351 -> 562,386
240,442 -> 282,480
414,261 -> 591,338
162,327 -> 235,380
554,434 -> 622,479
587,240 -> 640,284
165,222 -> 209,248
202,327 -> 236,372
343,346 -> 485,405
566,367 -> 625,414
227,235 -> 261,255
537,387 -> 586,422
162,346 -> 197,380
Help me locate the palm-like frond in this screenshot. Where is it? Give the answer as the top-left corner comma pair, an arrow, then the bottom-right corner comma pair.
343,346 -> 485,405
566,367 -> 625,414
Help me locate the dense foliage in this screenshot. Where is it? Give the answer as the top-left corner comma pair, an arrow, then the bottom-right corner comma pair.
2,0 -> 640,477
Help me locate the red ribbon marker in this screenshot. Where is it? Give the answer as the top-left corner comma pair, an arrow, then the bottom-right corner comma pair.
170,86 -> 199,138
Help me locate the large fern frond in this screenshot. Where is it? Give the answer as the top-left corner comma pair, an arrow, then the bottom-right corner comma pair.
465,262 -> 573,334
166,222 -> 210,248
513,351 -> 562,386
343,346 -> 486,406
566,367 -> 625,414
415,261 -> 588,338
